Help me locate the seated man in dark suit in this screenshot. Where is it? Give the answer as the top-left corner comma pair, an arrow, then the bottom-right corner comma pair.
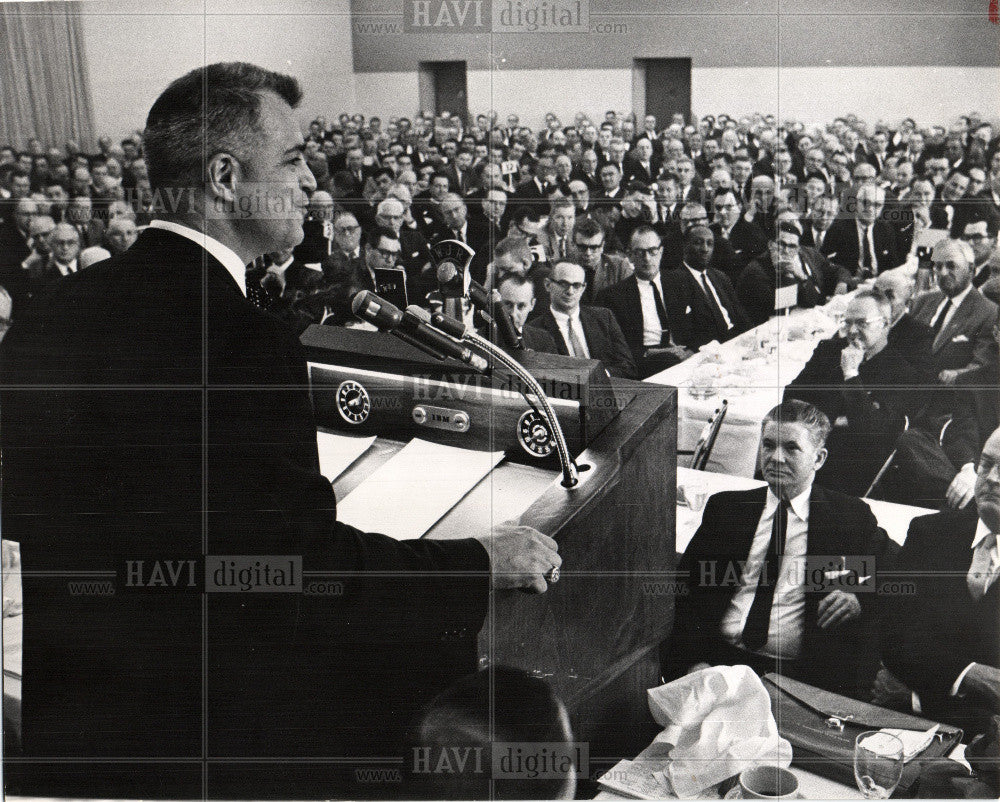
530,261 -> 637,378
885,319 -> 998,509
660,224 -> 751,349
570,217 -> 632,302
820,184 -> 902,280
496,272 -> 559,354
712,188 -> 768,277
737,221 -> 847,326
664,400 -> 896,700
910,237 -> 999,385
596,225 -> 694,378
880,426 -> 1000,737
785,290 -> 934,496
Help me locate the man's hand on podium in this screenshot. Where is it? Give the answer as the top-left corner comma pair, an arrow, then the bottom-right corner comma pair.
478,524 -> 561,594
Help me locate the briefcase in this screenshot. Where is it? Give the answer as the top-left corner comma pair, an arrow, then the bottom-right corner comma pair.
762,673 -> 963,793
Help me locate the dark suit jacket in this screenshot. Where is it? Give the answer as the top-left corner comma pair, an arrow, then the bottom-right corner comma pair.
531,304 -> 638,378
717,217 -> 769,271
660,266 -> 751,349
595,273 -> 682,375
910,287 -> 999,378
0,228 -> 489,798
820,218 -> 902,276
881,507 -> 1000,735
521,323 -> 559,354
785,334 -> 933,438
665,485 -> 895,699
737,249 -> 843,327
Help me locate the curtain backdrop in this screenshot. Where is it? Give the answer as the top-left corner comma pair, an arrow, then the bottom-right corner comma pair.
0,1 -> 96,152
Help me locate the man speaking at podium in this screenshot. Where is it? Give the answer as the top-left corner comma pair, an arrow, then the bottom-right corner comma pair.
0,62 -> 559,799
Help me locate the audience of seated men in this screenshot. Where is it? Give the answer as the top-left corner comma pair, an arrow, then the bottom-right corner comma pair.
596,225 -> 694,378
529,260 -> 637,378
785,290 -> 934,496
737,221 -> 848,326
664,400 -> 897,700
880,426 -> 1000,738
910,238 -> 999,385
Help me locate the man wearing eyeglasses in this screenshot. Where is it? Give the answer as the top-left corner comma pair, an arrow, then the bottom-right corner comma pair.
960,217 -> 998,289
596,225 -> 693,378
712,188 -> 767,274
785,290 -> 929,495
737,221 -> 846,327
881,425 -> 1000,737
910,238 -> 998,385
531,260 -> 636,378
570,217 -> 632,302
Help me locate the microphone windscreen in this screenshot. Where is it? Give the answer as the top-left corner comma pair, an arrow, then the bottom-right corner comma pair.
406,305 -> 432,323
436,262 -> 459,283
350,290 -> 372,316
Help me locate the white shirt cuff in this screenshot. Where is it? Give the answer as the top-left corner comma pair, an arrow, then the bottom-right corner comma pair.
950,662 -> 977,697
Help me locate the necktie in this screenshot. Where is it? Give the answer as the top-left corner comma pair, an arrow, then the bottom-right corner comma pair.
245,265 -> 269,309
742,499 -> 789,651
557,237 -> 566,259
861,226 -> 874,270
931,298 -> 952,335
814,229 -> 824,250
967,533 -> 999,601
566,319 -> 587,358
699,272 -> 729,333
650,281 -> 672,345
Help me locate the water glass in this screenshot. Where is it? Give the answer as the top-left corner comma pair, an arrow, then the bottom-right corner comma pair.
854,731 -> 904,799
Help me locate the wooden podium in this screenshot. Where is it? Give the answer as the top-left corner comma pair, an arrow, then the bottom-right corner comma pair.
304,325 -> 678,764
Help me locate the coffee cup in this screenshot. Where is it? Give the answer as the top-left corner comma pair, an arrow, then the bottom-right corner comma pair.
738,766 -> 799,799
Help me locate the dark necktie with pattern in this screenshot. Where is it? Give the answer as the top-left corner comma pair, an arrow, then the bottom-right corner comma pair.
245,263 -> 269,309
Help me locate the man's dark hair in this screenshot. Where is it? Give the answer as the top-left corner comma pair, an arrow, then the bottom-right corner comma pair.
498,271 -> 534,295
404,666 -> 572,801
776,220 -> 803,240
761,400 -> 832,448
143,62 -> 303,191
572,217 -> 605,242
714,187 -> 740,205
365,225 -> 398,250
629,224 -> 661,248
964,209 -> 1000,239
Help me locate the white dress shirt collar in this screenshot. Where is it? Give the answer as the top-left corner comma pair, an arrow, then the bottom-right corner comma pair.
148,219 -> 248,297
765,485 -> 812,523
971,518 -> 997,552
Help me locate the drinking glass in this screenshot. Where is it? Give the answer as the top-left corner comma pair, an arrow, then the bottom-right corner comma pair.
854,731 -> 904,799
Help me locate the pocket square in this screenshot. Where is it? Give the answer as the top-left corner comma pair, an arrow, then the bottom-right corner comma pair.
951,334 -> 970,343
685,305 -> 692,314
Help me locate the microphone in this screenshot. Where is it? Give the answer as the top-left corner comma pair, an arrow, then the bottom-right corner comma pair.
352,290 -> 448,361
436,265 -> 522,350
404,306 -> 489,372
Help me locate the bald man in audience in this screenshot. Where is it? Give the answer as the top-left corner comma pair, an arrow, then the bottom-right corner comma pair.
910,238 -> 999,385
820,183 -> 901,279
104,216 -> 138,256
530,261 -> 636,378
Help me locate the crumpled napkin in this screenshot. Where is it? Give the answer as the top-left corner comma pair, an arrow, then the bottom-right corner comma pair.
647,665 -> 792,798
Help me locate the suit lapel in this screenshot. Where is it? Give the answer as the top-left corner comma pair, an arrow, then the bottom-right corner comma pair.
934,291 -> 977,352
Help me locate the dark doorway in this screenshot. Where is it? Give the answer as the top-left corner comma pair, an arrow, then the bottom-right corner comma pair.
419,61 -> 468,124
637,58 -> 692,127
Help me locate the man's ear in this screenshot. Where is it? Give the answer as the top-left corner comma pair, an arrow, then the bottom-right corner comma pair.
813,446 -> 828,473
207,153 -> 241,204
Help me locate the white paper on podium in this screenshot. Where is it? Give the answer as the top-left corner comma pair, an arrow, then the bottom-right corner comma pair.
316,431 -> 376,482
336,438 -> 505,540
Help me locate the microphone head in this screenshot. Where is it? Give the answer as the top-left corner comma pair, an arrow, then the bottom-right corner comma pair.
351,290 -> 374,316
405,305 -> 432,323
436,261 -> 459,283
